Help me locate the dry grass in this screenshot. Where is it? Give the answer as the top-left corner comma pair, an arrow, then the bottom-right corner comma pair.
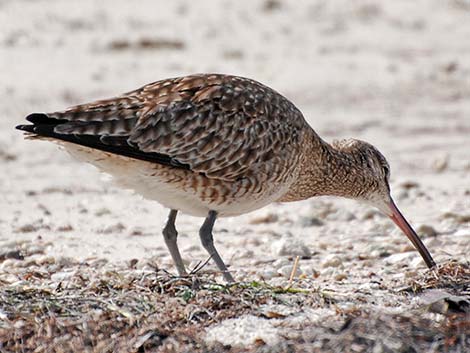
407,260 -> 470,294
0,260 -> 469,352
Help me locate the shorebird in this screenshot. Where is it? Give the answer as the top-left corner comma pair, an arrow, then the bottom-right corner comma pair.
17,74 -> 436,282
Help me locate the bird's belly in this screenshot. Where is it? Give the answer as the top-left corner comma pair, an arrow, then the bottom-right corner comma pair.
59,143 -> 290,217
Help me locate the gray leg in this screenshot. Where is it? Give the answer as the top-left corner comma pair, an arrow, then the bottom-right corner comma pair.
199,211 -> 235,283
162,210 -> 187,277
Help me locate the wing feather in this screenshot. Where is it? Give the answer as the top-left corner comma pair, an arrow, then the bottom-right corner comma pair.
21,74 -> 306,181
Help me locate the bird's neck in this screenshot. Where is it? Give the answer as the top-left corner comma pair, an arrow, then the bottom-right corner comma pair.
279,132 -> 364,202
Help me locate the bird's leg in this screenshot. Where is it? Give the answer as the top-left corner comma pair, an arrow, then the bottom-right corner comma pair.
162,209 -> 187,277
199,211 -> 235,283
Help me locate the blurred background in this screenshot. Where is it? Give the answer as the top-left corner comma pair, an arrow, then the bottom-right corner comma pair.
1,0 -> 469,271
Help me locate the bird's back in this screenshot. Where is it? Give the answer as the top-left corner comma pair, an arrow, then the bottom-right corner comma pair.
17,74 -> 312,216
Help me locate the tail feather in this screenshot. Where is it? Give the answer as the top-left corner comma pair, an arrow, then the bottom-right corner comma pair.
25,112 -> 67,125
16,113 -> 189,170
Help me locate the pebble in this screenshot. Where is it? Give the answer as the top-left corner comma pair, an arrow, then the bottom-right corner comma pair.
271,238 -> 311,257
298,216 -> 324,227
334,273 -> 347,281
384,252 -> 415,265
398,180 -> 420,190
453,229 -> 470,237
416,224 -> 438,237
261,269 -> 277,279
395,189 -> 409,201
302,266 -> 320,277
25,244 -> 47,255
237,249 -> 255,260
249,213 -> 278,225
99,222 -> 126,234
272,258 -> 290,269
0,250 -> 24,261
360,209 -> 383,220
129,226 -> 148,236
56,224 -> 74,232
0,309 -> 7,320
94,207 -> 112,216
278,264 -> 302,278
367,244 -> 398,259
25,254 -> 56,266
320,267 -> 335,277
441,212 -> 470,224
14,320 -> 26,329
431,153 -> 449,172
321,254 -> 343,268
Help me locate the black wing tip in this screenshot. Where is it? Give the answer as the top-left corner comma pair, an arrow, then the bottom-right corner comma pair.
25,112 -> 52,124
16,124 -> 35,133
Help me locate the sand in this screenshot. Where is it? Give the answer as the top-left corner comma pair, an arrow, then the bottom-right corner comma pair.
1,0 -> 469,351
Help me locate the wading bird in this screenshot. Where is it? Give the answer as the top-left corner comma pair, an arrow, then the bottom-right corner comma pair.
17,74 -> 436,282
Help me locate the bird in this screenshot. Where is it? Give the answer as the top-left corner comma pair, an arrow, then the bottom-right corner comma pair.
16,73 -> 436,282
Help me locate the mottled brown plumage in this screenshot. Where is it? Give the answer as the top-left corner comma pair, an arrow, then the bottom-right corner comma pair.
17,73 -> 436,282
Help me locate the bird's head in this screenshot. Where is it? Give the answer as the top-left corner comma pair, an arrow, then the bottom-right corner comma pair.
332,139 -> 436,269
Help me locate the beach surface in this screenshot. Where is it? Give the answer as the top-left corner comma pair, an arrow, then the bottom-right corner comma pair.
1,1 -> 469,351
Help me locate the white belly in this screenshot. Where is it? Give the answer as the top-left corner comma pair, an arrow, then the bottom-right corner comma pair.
58,143 -> 289,218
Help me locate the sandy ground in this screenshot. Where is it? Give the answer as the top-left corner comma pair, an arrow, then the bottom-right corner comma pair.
1,0 -> 469,351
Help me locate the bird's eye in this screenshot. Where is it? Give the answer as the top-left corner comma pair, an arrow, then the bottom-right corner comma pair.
383,166 -> 390,178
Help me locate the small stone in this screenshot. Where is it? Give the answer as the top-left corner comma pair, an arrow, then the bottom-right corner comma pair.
334,273 -> 347,281
56,224 -> 74,232
454,229 -> 470,237
395,189 -> 409,201
249,213 -> 278,225
321,255 -> 343,268
278,264 -> 302,277
55,257 -> 75,267
0,309 -> 7,320
361,209 -> 382,220
14,223 -> 40,233
272,239 -> 311,257
320,267 -> 335,277
129,226 -> 149,236
261,269 -> 277,279
34,255 -> 56,266
237,249 -> 255,259
440,211 -> 470,224
303,266 -> 320,278
272,258 -> 290,269
384,252 -> 415,265
128,259 -> 138,268
416,224 -> 438,237
99,222 -> 126,234
95,207 -> 112,216
14,320 -> 25,329
431,154 -> 449,173
298,216 -> 324,227
0,250 -> 24,262
399,180 -> 420,189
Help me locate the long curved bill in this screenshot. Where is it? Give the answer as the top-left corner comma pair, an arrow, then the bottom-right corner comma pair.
388,199 -> 436,269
